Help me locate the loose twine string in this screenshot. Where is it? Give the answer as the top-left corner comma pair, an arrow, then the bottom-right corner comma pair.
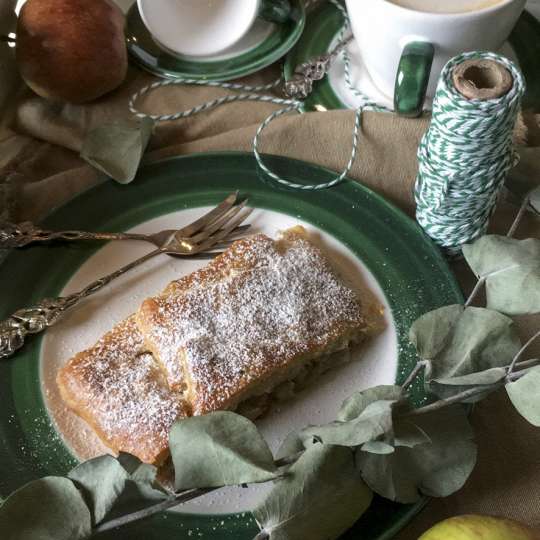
128,1 -> 524,252
414,51 -> 525,255
128,0 -> 386,190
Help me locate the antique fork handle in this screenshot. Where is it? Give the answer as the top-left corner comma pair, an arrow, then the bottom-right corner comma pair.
0,247 -> 165,359
0,221 -> 150,249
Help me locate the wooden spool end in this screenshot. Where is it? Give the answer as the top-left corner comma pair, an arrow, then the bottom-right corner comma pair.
452,59 -> 513,101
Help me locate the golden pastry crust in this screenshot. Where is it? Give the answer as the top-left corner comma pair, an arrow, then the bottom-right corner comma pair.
56,316 -> 187,465
137,226 -> 374,416
58,226 -> 380,465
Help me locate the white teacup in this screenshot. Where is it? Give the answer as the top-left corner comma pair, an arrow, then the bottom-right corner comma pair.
344,0 -> 525,116
137,0 -> 291,58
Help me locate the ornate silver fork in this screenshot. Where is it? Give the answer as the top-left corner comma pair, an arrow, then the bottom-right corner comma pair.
0,193 -> 253,359
0,194 -> 244,249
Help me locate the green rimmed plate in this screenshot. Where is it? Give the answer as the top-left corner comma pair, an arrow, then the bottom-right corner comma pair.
284,2 -> 540,112
126,1 -> 305,81
0,152 -> 462,539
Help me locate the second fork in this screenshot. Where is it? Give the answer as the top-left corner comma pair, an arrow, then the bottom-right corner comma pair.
0,196 -> 253,360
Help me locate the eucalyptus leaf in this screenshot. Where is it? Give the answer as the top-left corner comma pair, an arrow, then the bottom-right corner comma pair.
337,385 -> 403,421
434,368 -> 508,387
462,235 -> 540,315
116,452 -> 167,493
392,419 -> 431,448
410,306 -> 520,397
506,366 -> 540,426
116,452 -> 144,475
429,367 -> 507,402
276,432 -> 305,461
357,405 -> 476,503
68,454 -> 129,524
409,304 -> 464,359
253,444 -> 373,540
80,118 -> 154,184
0,476 -> 92,540
170,411 -> 277,490
97,453 -> 169,521
408,403 -> 475,442
275,431 -> 319,461
296,386 -> 403,449
361,440 -> 395,454
300,399 -> 397,447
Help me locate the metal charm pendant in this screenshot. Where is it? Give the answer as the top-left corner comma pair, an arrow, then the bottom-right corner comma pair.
283,55 -> 332,100
283,34 -> 353,101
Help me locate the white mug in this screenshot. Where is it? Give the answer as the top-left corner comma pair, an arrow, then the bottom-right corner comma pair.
344,0 -> 526,116
137,0 -> 291,58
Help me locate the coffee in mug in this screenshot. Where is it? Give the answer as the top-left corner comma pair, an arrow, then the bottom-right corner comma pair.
388,0 -> 504,13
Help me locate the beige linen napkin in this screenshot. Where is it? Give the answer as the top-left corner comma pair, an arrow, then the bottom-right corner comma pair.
1,41 -> 540,539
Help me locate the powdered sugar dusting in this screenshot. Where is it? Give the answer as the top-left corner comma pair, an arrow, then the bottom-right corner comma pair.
139,230 -> 368,414
58,316 -> 186,464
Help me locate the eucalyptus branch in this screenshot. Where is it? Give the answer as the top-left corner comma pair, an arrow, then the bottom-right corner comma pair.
404,384 -> 497,416
94,352 -> 540,536
465,189 -> 531,308
506,188 -> 532,238
464,277 -> 486,308
94,452 -> 303,535
94,488 -> 215,534
404,360 -> 539,417
509,357 -> 540,370
401,361 -> 427,390
507,329 -> 540,376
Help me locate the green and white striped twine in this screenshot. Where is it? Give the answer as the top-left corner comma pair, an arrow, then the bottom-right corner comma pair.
415,51 -> 525,256
128,0 -> 381,190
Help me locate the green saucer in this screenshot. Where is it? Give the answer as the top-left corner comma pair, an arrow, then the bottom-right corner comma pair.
284,2 -> 540,112
126,1 -> 305,81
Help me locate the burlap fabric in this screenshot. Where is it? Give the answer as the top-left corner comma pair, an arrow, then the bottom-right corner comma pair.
1,0 -> 540,536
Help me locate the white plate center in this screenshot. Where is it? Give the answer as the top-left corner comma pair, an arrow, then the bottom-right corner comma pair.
40,207 -> 398,514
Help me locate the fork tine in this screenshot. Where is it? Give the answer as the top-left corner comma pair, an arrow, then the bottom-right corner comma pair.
195,208 -> 254,253
187,199 -> 248,244
225,224 -> 251,237
168,251 -> 224,260
176,192 -> 238,239
196,224 -> 251,249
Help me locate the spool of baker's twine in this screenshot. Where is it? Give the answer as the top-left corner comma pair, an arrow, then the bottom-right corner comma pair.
414,51 -> 525,256
128,0 -> 386,190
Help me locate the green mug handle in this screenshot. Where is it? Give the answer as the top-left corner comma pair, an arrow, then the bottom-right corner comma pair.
394,41 -> 435,118
259,0 -> 292,23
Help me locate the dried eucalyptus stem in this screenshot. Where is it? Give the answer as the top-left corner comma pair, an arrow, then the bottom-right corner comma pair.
401,360 -> 428,390
94,488 -> 214,534
94,452 -> 301,534
507,329 -> 540,376
403,362 -> 538,417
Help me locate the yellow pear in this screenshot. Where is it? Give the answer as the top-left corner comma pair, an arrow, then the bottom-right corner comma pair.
419,515 -> 540,540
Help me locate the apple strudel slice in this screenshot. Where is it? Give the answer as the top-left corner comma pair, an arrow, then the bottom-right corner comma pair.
58,225 -> 379,465
137,226 -> 377,417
